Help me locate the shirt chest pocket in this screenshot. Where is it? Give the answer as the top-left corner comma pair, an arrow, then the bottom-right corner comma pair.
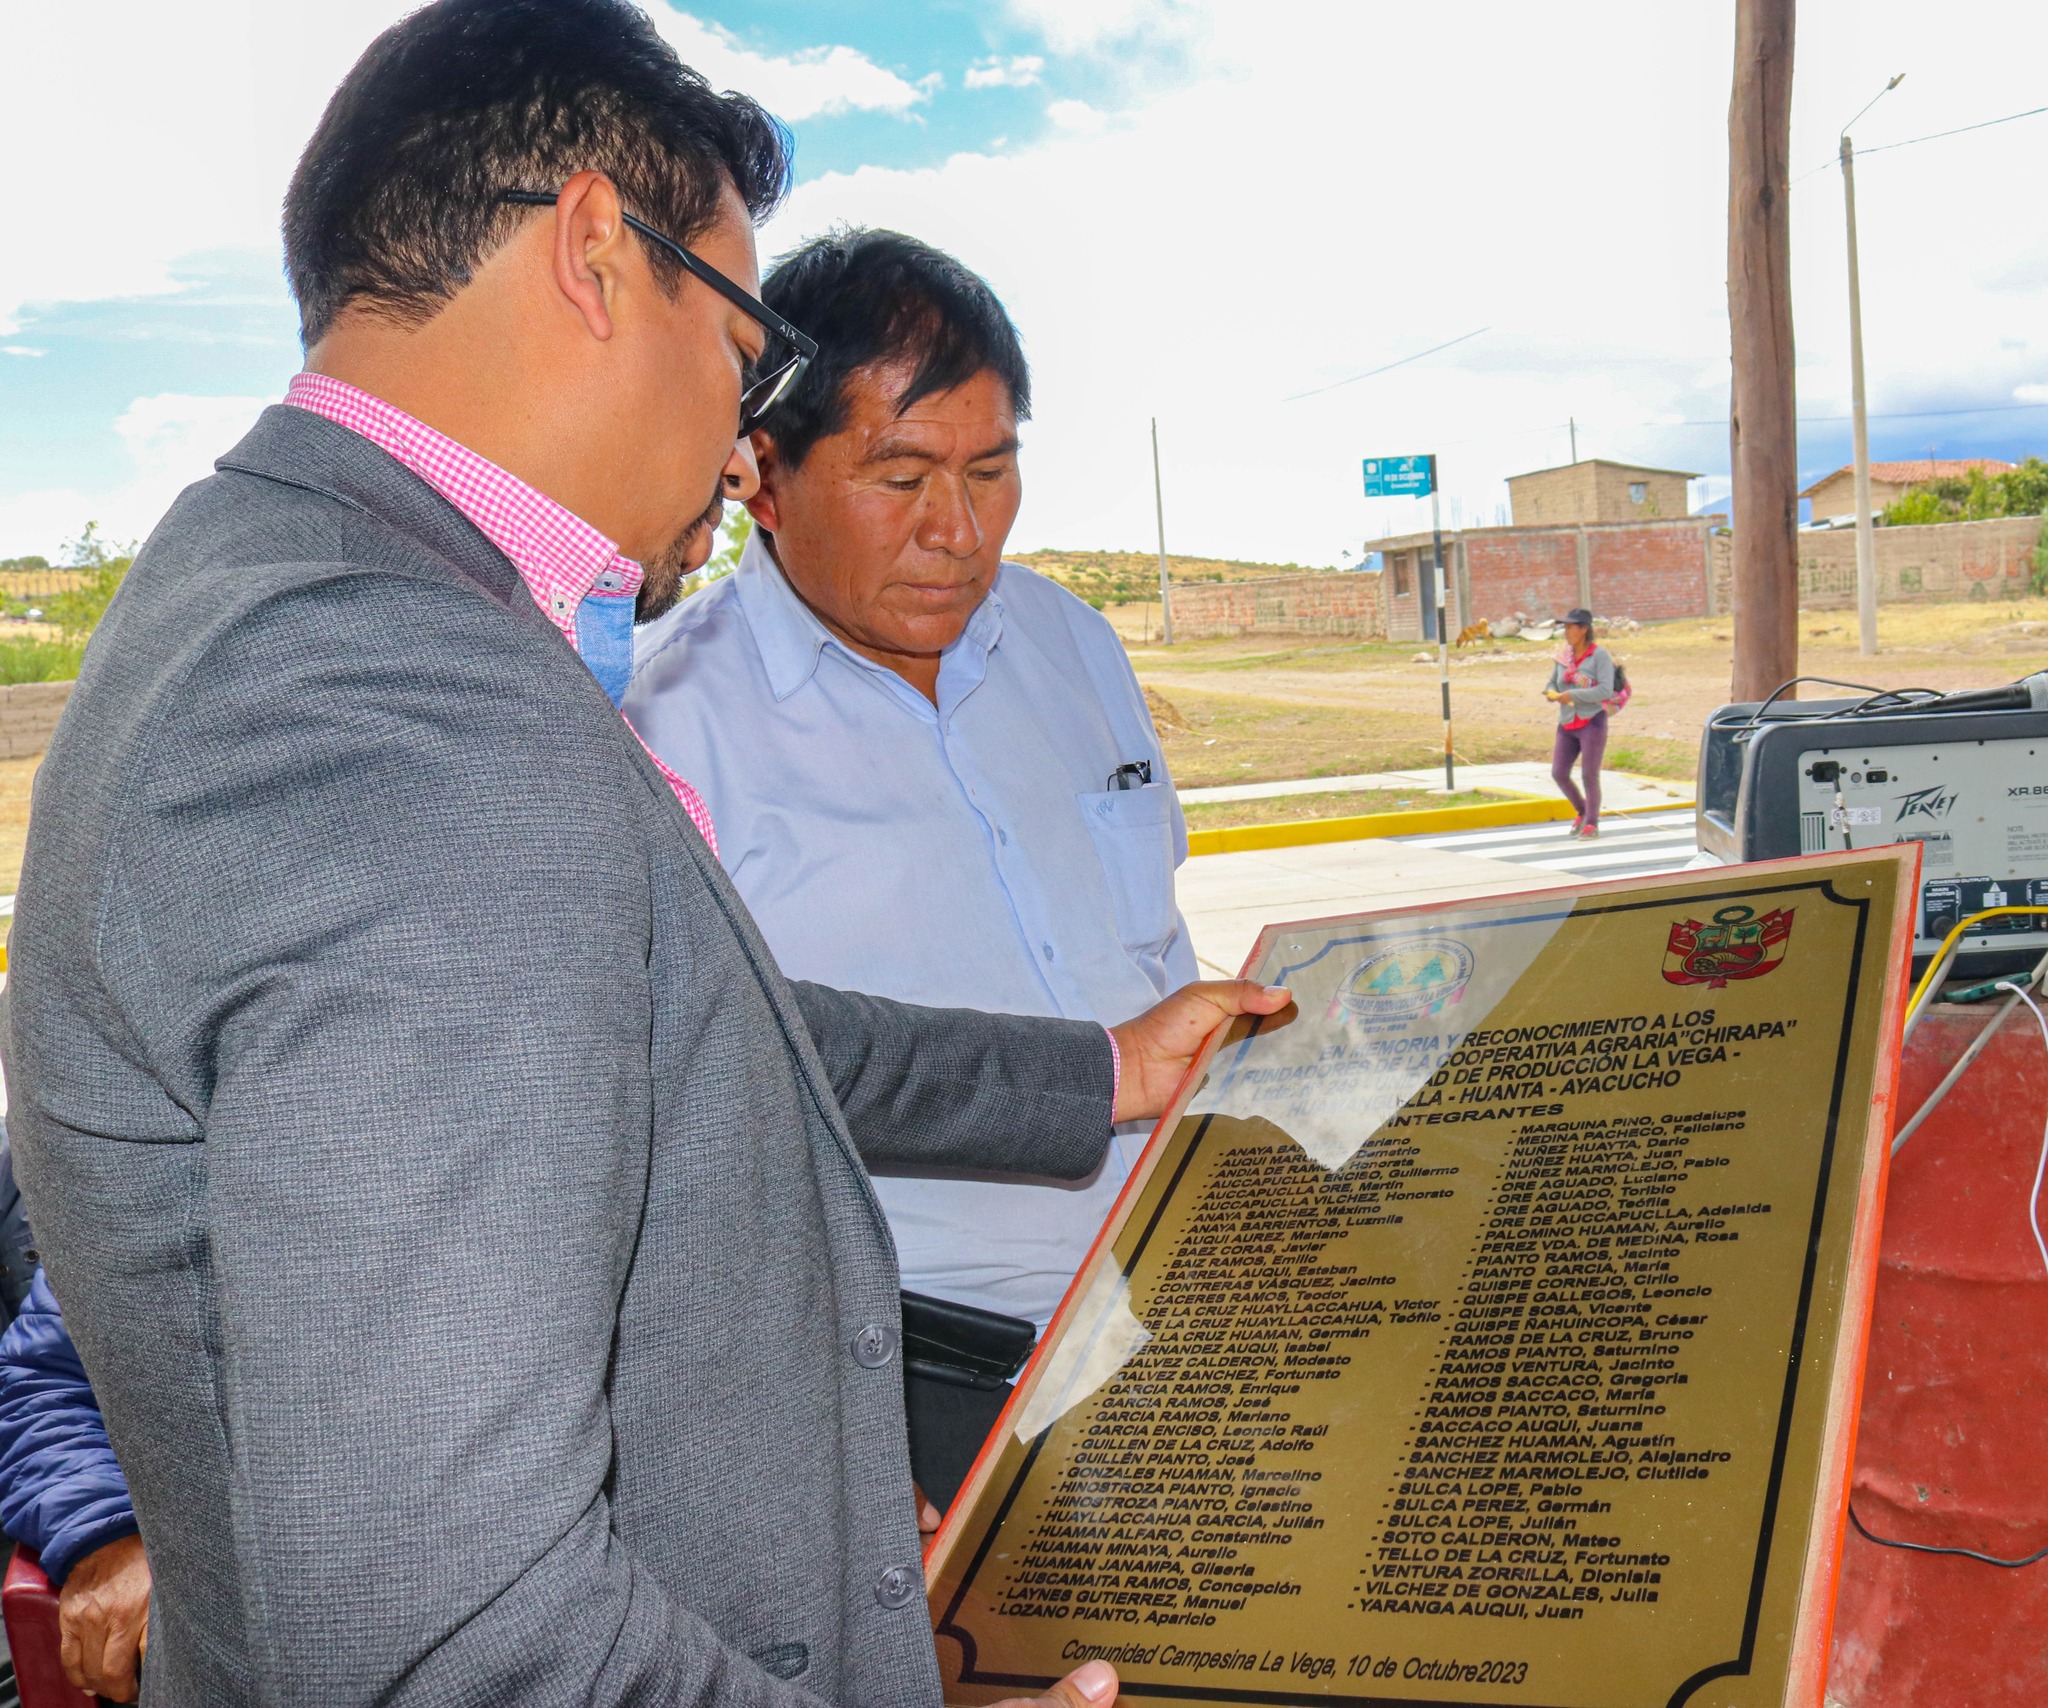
1075,784 -> 1177,953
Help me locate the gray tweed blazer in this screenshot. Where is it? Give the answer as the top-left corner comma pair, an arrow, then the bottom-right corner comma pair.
1,406 -> 1114,1705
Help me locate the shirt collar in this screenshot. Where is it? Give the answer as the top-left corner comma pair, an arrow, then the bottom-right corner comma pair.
733,528 -> 1007,704
281,372 -> 641,646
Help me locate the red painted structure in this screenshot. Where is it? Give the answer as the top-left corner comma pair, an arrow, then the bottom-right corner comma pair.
1827,1003 -> 2048,1703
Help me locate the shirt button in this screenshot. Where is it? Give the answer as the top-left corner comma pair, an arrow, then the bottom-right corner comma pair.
1042,943 -> 1056,962
875,1565 -> 920,1609
850,1324 -> 896,1368
997,827 -> 1009,845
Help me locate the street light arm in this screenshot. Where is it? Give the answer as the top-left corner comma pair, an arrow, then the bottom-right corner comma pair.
1840,72 -> 1905,140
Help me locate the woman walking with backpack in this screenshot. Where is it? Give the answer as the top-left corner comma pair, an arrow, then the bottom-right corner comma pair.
1544,607 -> 1625,838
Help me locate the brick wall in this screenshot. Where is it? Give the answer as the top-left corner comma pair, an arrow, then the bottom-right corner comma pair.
1587,523 -> 1713,620
1509,463 -> 1692,525
1508,464 -> 1598,526
1454,521 -> 1714,628
1464,531 -> 1582,627
1589,464 -> 1690,522
1708,515 -> 2041,610
0,680 -> 73,760
1165,573 -> 1388,640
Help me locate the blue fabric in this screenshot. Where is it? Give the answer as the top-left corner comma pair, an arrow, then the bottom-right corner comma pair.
0,1269 -> 137,1584
626,533 -> 1197,1327
0,1121 -> 38,1317
575,583 -> 637,707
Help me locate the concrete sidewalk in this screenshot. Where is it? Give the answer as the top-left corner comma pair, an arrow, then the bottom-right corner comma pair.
1175,836 -> 1570,978
1177,761 -> 1690,813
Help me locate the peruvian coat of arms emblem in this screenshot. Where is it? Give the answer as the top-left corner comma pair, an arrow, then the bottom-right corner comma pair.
1662,904 -> 1794,988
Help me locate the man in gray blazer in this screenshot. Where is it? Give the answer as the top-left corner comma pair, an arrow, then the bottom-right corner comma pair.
0,3 -> 1286,1703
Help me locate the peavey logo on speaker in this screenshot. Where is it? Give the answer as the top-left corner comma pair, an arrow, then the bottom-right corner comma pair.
1663,904 -> 1795,989
1895,785 -> 1959,821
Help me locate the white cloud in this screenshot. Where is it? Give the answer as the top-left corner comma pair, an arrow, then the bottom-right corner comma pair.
1004,0 -> 1190,55
10,0 -> 2048,569
0,395 -> 270,559
964,56 -> 1045,91
0,3 -> 923,334
114,394 -> 271,482
1044,99 -> 1107,135
647,9 -> 927,120
762,0 -> 2048,565
1,347 -> 44,358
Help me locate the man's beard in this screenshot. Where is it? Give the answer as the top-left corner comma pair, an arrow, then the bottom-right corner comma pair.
636,488 -> 727,623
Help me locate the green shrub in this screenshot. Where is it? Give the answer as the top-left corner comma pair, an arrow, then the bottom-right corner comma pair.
0,637 -> 86,685
1882,457 -> 2048,527
1880,490 -> 1951,526
44,522 -> 134,643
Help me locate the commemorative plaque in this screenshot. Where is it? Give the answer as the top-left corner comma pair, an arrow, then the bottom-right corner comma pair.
929,850 -> 1915,1708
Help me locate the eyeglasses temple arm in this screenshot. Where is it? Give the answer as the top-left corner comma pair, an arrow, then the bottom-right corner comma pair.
495,189 -> 816,360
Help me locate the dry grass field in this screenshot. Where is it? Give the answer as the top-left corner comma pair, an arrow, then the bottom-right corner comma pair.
1129,599 -> 2048,792
0,597 -> 2043,896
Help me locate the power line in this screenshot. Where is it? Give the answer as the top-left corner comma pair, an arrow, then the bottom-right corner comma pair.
1798,100 -> 2048,182
1282,327 -> 1489,403
1432,397 -> 2048,451
1860,102 -> 2048,157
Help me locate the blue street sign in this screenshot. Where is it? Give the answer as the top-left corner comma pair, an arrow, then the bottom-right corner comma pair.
1363,454 -> 1435,498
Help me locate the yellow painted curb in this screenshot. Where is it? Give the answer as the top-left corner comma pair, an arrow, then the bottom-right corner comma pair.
1185,795 -> 1691,858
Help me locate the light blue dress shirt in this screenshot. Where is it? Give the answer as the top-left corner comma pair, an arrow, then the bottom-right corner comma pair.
625,531 -> 1196,1326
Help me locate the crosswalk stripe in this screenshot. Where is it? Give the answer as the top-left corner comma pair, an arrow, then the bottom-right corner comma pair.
1512,848 -> 1702,874
1399,814 -> 1694,853
1433,834 -> 1697,866
1484,833 -> 1697,863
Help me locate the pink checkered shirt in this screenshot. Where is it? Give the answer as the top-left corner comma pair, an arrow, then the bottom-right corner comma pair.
283,373 -> 717,855
281,375 -> 1127,1109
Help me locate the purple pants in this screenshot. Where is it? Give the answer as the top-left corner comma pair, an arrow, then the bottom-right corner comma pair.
1552,713 -> 1607,826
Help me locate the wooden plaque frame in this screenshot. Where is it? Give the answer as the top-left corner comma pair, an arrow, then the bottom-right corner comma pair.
928,851 -> 1916,1708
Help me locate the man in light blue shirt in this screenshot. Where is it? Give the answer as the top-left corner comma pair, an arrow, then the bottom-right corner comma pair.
626,230 -> 1195,1506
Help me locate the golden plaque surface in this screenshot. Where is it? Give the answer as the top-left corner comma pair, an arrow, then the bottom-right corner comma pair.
929,852 -> 1915,1708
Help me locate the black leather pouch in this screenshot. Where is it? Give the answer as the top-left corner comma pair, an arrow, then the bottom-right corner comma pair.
899,1289 -> 1036,1390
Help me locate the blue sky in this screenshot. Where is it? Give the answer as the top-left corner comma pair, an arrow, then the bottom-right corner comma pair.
4,0 -> 2046,564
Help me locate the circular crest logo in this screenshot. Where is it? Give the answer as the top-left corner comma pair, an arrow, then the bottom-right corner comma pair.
1335,936 -> 1476,1028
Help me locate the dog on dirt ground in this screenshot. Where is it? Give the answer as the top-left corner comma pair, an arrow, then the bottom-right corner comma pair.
1454,622 -> 1492,648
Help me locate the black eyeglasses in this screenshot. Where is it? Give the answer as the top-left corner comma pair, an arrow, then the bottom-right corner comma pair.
498,188 -> 817,435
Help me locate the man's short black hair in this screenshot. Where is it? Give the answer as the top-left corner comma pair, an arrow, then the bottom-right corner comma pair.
759,229 -> 1031,469
284,0 -> 792,346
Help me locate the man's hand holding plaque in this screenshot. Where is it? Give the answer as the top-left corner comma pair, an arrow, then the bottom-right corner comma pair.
1110,981 -> 1296,1122
989,1657 -> 1120,1708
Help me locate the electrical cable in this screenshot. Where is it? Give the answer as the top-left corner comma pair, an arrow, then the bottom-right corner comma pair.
1850,972 -> 2048,1567
1432,399 -> 2048,453
1858,102 -> 2048,158
2001,979 -> 2048,1281
1844,687 -> 1945,717
1727,676 -> 1911,737
1905,908 -> 2048,1033
1282,328 -> 1490,403
1848,1505 -> 2048,1571
1893,946 -> 2048,1154
1796,101 -> 2048,182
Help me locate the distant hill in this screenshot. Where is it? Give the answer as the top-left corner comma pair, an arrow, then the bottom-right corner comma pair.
1010,548 -> 1336,607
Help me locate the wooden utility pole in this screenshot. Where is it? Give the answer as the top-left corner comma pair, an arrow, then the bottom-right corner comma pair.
1726,0 -> 1799,702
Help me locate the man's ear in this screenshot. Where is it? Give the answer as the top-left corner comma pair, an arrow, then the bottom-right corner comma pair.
746,430 -> 786,531
549,170 -> 629,343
